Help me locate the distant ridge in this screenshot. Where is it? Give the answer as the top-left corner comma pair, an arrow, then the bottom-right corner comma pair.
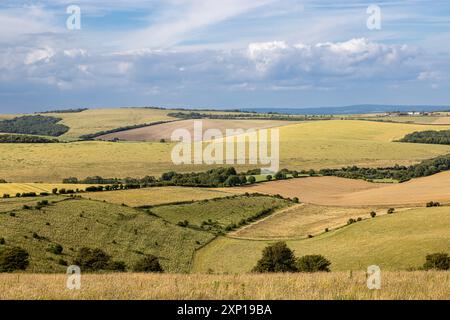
242,105 -> 450,115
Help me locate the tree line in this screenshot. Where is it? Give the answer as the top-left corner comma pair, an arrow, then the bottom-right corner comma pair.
398,130 -> 450,145
0,134 -> 59,143
0,115 -> 69,137
167,111 -> 333,121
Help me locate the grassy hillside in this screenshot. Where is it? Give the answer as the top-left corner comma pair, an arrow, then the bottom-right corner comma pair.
82,186 -> 239,207
151,195 -> 292,233
1,272 -> 449,300
0,198 -> 214,273
193,206 -> 450,273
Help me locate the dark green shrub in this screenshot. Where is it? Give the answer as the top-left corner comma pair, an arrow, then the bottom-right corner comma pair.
108,261 -> 127,272
133,254 -> 164,273
0,247 -> 29,272
9,212 -> 16,217
48,244 -> 63,255
426,201 -> 441,207
58,259 -> 68,266
370,211 -> 377,218
423,253 -> 450,270
0,238 -> 5,245
296,255 -> 331,272
266,175 -> 272,181
248,176 -> 256,184
387,208 -> 395,214
252,242 -> 297,273
292,197 -> 299,203
347,218 -> 356,225
73,247 -> 111,271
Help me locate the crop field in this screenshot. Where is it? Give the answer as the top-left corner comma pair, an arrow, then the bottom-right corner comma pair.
230,204 -> 398,240
193,206 -> 450,273
0,198 -> 214,273
0,183 -> 96,198
1,120 -> 450,183
151,195 -> 292,231
97,119 -> 295,142
1,272 -> 449,300
82,186 -> 239,207
235,171 -> 450,207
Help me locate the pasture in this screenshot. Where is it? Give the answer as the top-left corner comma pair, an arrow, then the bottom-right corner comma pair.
0,198 -> 214,273
1,120 -> 450,182
1,272 -> 449,300
82,186 -> 239,207
193,206 -> 450,273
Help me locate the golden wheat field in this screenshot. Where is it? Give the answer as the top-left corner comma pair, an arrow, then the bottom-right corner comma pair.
0,272 -> 448,300
0,183 -> 96,197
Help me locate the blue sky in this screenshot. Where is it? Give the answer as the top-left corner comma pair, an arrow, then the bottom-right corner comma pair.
0,0 -> 449,113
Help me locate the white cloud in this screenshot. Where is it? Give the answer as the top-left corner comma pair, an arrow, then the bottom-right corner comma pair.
25,47 -> 55,65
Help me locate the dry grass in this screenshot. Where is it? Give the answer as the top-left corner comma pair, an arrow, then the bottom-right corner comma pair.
233,171 -> 450,207
82,186 -> 237,207
0,183 -> 96,198
0,272 -> 448,300
97,119 -> 293,142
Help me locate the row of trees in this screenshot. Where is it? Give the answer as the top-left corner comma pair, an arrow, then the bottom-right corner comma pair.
319,153 -> 450,182
0,134 -> 59,143
167,111 -> 332,121
398,130 -> 450,145
0,115 -> 69,137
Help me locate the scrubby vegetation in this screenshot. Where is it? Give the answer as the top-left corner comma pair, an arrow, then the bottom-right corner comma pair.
40,108 -> 88,114
0,247 -> 29,272
398,130 -> 450,145
296,255 -> 331,273
0,115 -> 69,137
73,247 -> 126,272
133,254 -> 164,273
319,153 -> 450,182
0,134 -> 59,143
423,253 -> 450,271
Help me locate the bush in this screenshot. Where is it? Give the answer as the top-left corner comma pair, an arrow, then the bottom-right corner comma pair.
387,208 -> 395,214
0,247 -> 29,272
266,175 -> 272,181
292,197 -> 299,204
252,242 -> 297,273
347,218 -> 356,225
423,253 -> 450,271
370,211 -> 377,218
426,201 -> 441,207
0,238 -> 5,245
73,247 -> 111,271
48,244 -> 63,255
108,261 -> 127,272
296,255 -> 331,272
248,176 -> 256,184
133,254 -> 164,273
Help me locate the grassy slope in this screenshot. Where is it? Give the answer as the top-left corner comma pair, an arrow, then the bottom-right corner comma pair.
151,195 -> 292,229
0,198 -> 214,273
1,120 -> 450,182
1,272 -> 449,300
193,206 -> 450,273
82,186 -> 238,207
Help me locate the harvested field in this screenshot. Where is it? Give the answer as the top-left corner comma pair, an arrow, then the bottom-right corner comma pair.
97,119 -> 293,142
434,117 -> 450,125
1,272 -> 449,300
231,204 -> 395,240
82,186 -> 238,207
0,183 -> 95,198
232,171 -> 450,206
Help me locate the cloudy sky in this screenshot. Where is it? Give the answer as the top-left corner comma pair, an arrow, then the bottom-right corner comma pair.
0,0 -> 449,113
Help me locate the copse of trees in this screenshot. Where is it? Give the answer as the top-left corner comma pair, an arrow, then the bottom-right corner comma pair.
398,130 -> 450,145
252,242 -> 332,273
319,153 -> 450,182
133,254 -> 164,273
73,247 -> 127,272
0,115 -> 69,137
0,134 -> 59,143
423,253 -> 450,271
0,247 -> 30,272
39,108 -> 88,114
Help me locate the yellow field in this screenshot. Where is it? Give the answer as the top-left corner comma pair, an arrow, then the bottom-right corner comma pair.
41,108 -> 176,139
1,120 -> 450,182
82,186 -> 238,207
0,272 -> 448,300
0,183 -> 95,197
230,204 -> 398,240
193,206 -> 450,273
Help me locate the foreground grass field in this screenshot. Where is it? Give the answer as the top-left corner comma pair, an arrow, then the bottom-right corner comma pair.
1,120 -> 450,182
82,186 -> 239,207
0,272 -> 448,300
193,206 -> 450,273
0,198 -> 214,273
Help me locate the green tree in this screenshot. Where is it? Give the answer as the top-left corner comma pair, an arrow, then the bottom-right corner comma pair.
133,254 -> 164,273
0,247 -> 29,272
423,253 -> 450,271
252,242 -> 297,273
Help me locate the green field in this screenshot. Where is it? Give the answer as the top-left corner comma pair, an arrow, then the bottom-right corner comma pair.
0,198 -> 214,273
1,120 -> 450,182
151,195 -> 292,233
193,206 -> 450,273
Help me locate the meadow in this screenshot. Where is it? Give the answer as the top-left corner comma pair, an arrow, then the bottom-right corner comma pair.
1,120 -> 450,182
0,198 -> 214,273
151,195 -> 292,232
82,186 -> 239,207
0,272 -> 448,300
193,206 -> 450,273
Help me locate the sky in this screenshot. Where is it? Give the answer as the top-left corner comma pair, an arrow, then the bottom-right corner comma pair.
0,0 -> 450,113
